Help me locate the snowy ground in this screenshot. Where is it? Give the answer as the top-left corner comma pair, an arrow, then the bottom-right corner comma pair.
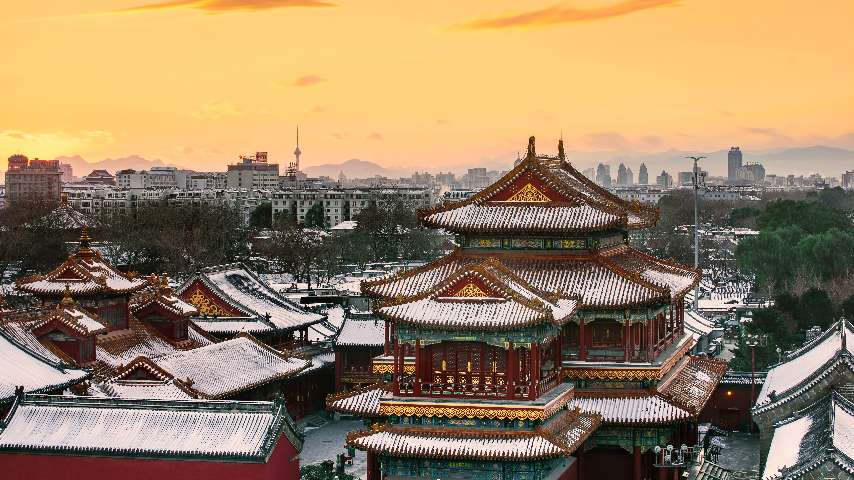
300,418 -> 368,479
715,432 -> 760,479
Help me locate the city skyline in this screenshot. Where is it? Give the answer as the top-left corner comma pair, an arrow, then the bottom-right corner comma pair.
3,1 -> 854,174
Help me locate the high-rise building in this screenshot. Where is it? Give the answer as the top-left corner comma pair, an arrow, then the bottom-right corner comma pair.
227,152 -> 280,190
638,163 -> 648,185
59,163 -> 74,182
595,163 -> 612,187
656,170 -> 673,188
728,147 -> 743,182
678,171 -> 693,185
735,162 -> 765,184
842,171 -> 854,189
616,163 -> 633,185
4,155 -> 63,204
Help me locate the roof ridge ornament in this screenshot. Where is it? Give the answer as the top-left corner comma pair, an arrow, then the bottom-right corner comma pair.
558,138 -> 565,161
60,284 -> 75,309
527,136 -> 536,158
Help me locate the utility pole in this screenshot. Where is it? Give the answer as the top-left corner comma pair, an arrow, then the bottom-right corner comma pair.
686,156 -> 706,311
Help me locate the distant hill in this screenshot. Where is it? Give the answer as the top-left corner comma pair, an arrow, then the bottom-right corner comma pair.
56,155 -> 184,177
302,158 -> 409,179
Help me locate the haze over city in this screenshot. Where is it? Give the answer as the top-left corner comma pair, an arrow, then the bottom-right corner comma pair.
3,0 -> 854,175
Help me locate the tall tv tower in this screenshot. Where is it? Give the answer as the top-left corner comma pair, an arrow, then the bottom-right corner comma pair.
293,125 -> 301,172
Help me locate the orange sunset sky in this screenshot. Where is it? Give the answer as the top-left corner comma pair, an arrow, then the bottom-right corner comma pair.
2,0 -> 853,173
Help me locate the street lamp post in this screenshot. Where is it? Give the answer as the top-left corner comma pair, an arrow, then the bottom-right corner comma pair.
686,156 -> 706,311
745,333 -> 762,432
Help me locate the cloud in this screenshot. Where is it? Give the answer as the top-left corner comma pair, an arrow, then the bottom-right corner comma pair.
191,100 -> 241,119
0,129 -> 114,158
115,0 -> 334,14
367,132 -> 383,141
454,0 -> 680,31
292,74 -> 326,87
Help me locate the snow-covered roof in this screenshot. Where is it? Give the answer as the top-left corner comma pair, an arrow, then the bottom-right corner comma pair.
0,394 -> 301,462
336,317 -> 385,346
684,310 -> 715,338
327,383 -> 391,417
95,316 -> 208,373
377,260 -> 578,331
0,329 -> 89,403
419,150 -> 658,235
121,335 -> 309,399
754,320 -> 853,414
349,429 -> 563,461
90,379 -> 196,400
657,356 -> 727,414
570,393 -> 691,424
177,264 -> 323,332
347,407 -> 600,461
762,391 -> 854,479
130,277 -> 198,318
363,246 -> 698,310
30,299 -> 108,336
16,232 -> 146,297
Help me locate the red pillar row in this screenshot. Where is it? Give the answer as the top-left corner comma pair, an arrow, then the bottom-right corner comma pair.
579,318 -> 587,361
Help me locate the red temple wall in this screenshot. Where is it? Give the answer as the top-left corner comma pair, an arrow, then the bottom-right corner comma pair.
699,383 -> 758,431
0,433 -> 299,480
581,447 -> 632,480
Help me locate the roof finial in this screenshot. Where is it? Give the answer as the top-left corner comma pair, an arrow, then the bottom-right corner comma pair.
78,226 -> 93,255
61,284 -> 75,308
527,136 -> 536,157
558,136 -> 566,161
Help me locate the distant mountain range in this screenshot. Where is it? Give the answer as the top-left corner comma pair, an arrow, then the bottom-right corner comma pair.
302,158 -> 409,179
54,155 -> 187,177
4,144 -> 851,180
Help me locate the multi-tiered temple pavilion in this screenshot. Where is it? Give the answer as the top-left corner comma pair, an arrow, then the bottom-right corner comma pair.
329,137 -> 726,480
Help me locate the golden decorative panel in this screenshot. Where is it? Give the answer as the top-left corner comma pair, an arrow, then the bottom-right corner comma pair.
371,363 -> 415,375
187,288 -> 235,317
379,403 -> 545,421
453,283 -> 489,298
506,183 -> 551,203
562,367 -> 661,381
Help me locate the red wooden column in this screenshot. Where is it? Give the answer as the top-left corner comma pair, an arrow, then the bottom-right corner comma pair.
383,320 -> 390,355
554,333 -> 562,370
366,451 -> 380,480
624,316 -> 632,362
529,342 -> 540,400
392,336 -> 400,395
414,339 -> 422,395
506,342 -> 516,399
334,350 -> 343,392
646,318 -> 654,361
633,446 -> 642,480
579,318 -> 587,361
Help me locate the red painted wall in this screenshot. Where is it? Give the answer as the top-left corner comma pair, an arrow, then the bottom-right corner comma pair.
0,433 -> 299,480
699,383 -> 758,431
558,456 -> 578,480
582,447 -> 632,480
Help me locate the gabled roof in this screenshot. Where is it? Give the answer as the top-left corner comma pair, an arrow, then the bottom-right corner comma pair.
16,229 -> 146,297
30,292 -> 108,337
376,259 -> 578,330
0,394 -> 302,462
115,334 -> 310,399
754,320 -> 853,415
657,356 -> 727,415
130,275 -> 198,318
177,264 -> 323,333
762,391 -> 854,479
570,391 -> 692,425
418,138 -> 658,235
90,378 -> 197,400
362,247 -> 697,310
0,328 -> 89,403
